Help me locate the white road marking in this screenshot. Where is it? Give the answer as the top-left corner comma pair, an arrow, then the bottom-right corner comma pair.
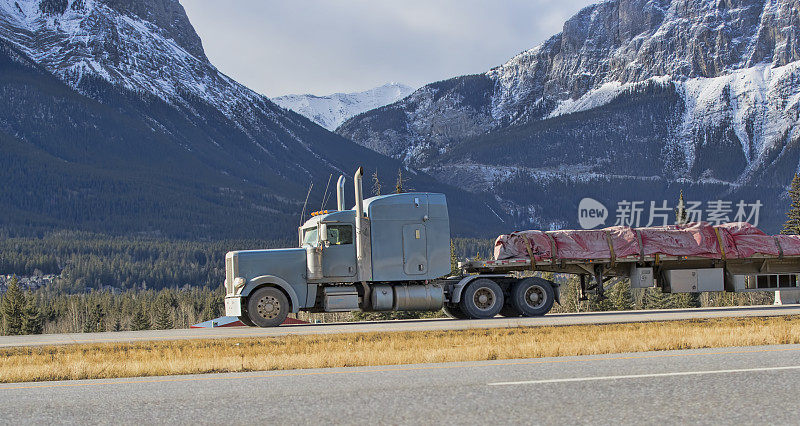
488,365 -> 800,386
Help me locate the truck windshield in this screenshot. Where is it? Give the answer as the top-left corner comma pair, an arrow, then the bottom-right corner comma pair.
302,227 -> 318,247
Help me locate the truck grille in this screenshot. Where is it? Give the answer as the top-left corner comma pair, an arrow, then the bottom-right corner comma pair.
225,254 -> 234,294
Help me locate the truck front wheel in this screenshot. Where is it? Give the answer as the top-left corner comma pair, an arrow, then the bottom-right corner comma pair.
238,312 -> 256,327
460,278 -> 504,319
246,287 -> 290,327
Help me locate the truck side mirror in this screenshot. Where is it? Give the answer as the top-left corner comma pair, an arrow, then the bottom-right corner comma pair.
319,223 -> 328,246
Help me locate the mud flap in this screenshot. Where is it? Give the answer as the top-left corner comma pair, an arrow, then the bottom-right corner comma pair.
550,281 -> 561,305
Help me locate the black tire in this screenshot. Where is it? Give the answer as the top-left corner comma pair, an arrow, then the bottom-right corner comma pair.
511,277 -> 555,317
235,299 -> 256,327
499,304 -> 522,317
246,287 -> 290,327
238,313 -> 256,327
459,278 -> 504,319
442,304 -> 470,319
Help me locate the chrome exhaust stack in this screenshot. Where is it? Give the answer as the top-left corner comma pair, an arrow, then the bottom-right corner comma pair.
354,167 -> 364,220
353,167 -> 372,283
336,175 -> 346,211
354,167 -> 365,275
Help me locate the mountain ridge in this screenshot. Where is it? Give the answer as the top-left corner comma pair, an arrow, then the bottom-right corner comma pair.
0,0 -> 511,239
273,83 -> 414,131
338,0 -> 800,232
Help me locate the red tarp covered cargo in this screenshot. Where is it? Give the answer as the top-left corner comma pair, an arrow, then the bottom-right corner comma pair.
493,222 -> 799,261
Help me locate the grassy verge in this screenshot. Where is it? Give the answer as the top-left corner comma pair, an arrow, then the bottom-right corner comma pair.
2,316 -> 800,383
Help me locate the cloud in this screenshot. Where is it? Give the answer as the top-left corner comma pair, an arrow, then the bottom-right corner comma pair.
181,0 -> 596,97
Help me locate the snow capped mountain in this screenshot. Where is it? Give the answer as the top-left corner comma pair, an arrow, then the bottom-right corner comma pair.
0,0 -> 274,120
0,0 -> 511,238
272,83 -> 414,130
338,0 -> 800,231
341,0 -> 800,172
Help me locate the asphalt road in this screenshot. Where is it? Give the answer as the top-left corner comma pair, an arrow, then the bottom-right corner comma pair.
1,304 -> 799,348
2,344 -> 800,424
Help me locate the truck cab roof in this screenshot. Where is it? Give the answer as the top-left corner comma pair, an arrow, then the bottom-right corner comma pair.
301,192 -> 445,229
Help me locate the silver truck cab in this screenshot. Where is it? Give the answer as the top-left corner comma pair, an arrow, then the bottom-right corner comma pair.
224,168 -> 451,326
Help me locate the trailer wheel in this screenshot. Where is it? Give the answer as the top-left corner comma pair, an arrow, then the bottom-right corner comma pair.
511,277 -> 554,317
442,304 -> 470,319
460,278 -> 504,319
246,287 -> 289,327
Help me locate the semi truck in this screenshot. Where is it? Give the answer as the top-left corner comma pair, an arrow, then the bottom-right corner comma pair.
224,168 -> 800,327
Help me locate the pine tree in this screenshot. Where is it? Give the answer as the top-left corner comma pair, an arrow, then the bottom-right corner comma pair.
670,292 -> 701,308
675,189 -> 688,225
395,168 -> 411,194
590,294 -> 615,311
83,303 -> 105,333
371,169 -> 382,196
782,173 -> 800,234
643,288 -> 671,309
21,292 -> 43,335
610,280 -> 634,311
450,241 -> 459,276
1,278 -> 24,335
131,306 -> 150,331
154,299 -> 173,330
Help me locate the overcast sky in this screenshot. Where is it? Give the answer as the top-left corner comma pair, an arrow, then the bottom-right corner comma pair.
181,1 -> 596,97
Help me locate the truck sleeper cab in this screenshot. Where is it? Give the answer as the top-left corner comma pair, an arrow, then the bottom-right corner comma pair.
223,168 -> 560,327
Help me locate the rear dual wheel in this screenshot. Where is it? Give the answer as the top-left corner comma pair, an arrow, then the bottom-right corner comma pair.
459,278 -> 504,319
509,277 -> 554,317
499,305 -> 523,317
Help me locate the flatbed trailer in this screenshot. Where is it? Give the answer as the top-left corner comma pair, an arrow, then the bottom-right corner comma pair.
459,251 -> 800,302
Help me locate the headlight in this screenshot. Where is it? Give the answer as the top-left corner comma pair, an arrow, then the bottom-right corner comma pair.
234,277 -> 246,292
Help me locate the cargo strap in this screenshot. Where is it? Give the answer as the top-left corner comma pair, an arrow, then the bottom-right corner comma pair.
604,230 -> 616,267
713,227 -> 727,261
774,236 -> 784,259
524,237 -> 537,271
635,230 -> 645,261
545,232 -> 558,265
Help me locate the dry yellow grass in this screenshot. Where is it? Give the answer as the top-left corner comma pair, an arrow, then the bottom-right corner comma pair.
2,316 -> 800,383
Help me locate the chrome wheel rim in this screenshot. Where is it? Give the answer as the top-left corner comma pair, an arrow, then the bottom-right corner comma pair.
257,295 -> 281,319
525,285 -> 546,309
473,287 -> 496,310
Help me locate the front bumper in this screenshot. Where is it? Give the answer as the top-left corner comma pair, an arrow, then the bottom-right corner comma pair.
225,295 -> 243,317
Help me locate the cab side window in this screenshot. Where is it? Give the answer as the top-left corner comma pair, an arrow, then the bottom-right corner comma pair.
327,225 -> 353,245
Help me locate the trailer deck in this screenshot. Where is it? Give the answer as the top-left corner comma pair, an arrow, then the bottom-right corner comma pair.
462,222 -> 800,298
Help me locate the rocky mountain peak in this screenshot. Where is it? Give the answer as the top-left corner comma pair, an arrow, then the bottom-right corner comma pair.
337,0 -> 800,232
489,0 -> 800,123
0,0 -> 255,116
4,0 -> 207,62
102,0 -> 207,62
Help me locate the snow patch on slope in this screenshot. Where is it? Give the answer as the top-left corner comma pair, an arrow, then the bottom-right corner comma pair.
679,63 -> 800,167
272,83 -> 415,130
546,62 -> 800,175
